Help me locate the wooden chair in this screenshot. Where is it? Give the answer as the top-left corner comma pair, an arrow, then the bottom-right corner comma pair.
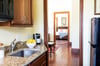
48,34 -> 55,56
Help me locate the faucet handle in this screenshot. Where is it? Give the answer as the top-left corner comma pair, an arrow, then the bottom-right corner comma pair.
11,39 -> 16,45
13,39 -> 16,43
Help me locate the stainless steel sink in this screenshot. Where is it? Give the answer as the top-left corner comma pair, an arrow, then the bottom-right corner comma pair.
9,49 -> 39,57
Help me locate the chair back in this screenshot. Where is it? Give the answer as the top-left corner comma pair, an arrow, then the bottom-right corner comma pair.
48,33 -> 50,41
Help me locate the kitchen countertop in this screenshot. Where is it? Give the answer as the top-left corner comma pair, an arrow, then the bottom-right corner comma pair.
0,44 -> 47,66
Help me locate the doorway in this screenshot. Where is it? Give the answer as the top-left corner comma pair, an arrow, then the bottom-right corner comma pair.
54,11 -> 70,49
44,0 -> 83,66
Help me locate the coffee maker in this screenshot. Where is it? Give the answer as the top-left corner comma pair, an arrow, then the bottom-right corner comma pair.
33,33 -> 41,44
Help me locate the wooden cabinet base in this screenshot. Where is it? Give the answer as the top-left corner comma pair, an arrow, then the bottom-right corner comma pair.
28,51 -> 48,66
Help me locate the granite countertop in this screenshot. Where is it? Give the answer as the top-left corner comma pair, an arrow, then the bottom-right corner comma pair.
0,44 -> 47,66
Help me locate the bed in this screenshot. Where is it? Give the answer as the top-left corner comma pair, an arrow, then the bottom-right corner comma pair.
56,27 -> 68,40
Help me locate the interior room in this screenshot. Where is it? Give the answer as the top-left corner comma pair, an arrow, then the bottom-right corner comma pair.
54,12 -> 69,46
0,0 -> 100,66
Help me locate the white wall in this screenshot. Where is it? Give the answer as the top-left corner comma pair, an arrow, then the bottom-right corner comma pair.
32,0 -> 44,41
83,0 -> 100,66
0,27 -> 33,44
71,0 -> 80,48
0,0 -> 44,45
56,14 -> 68,27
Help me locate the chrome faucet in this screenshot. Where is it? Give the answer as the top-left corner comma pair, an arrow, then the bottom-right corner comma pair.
10,39 -> 16,53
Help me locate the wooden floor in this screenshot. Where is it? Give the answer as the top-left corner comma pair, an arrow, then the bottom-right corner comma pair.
48,40 -> 79,66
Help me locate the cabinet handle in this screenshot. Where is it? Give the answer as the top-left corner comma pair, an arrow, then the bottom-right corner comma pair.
88,41 -> 96,48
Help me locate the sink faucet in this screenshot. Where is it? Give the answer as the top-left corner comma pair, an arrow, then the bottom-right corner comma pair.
10,39 -> 16,53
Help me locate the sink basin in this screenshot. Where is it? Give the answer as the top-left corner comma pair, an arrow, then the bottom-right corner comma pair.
9,49 -> 39,57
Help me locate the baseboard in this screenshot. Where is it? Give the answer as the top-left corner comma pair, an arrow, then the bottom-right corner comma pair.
71,48 -> 80,55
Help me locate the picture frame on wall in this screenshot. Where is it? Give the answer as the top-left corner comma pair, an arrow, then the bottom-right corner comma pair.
61,17 -> 66,26
94,0 -> 100,15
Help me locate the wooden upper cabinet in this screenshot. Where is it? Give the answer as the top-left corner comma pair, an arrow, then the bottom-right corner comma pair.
11,0 -> 32,26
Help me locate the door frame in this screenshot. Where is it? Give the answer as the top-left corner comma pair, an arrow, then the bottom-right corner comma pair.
44,0 -> 83,66
79,0 -> 83,66
53,11 -> 70,46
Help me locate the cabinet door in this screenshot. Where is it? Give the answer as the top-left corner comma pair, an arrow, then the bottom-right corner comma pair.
11,0 -> 32,25
28,53 -> 47,66
41,61 -> 46,66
